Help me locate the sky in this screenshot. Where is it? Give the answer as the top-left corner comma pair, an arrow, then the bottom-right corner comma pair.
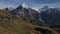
0,0 -> 60,9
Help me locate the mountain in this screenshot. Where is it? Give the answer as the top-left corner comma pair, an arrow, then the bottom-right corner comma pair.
9,3 -> 60,26
40,7 -> 60,26
9,3 -> 41,25
39,6 -> 49,11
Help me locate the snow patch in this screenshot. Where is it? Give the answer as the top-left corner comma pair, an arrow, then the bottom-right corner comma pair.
22,3 -> 28,8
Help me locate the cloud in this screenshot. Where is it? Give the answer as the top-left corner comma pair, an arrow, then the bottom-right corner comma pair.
41,3 -> 60,8
0,2 -> 16,9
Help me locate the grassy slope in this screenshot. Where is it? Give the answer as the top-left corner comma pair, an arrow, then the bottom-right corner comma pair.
0,10 -> 33,34
0,10 -> 59,34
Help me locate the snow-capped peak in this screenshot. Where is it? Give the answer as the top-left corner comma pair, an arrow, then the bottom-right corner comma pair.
22,3 -> 28,8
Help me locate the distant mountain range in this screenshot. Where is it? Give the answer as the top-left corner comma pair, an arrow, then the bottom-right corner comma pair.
40,6 -> 60,26
3,3 -> 60,26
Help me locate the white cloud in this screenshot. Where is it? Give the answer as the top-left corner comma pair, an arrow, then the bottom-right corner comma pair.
39,3 -> 60,8
0,2 -> 16,9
